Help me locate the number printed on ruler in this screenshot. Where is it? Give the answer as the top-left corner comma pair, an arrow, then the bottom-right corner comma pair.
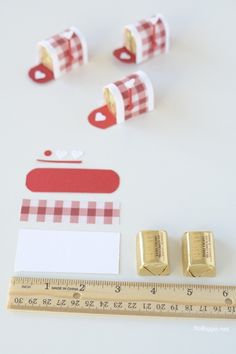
7,277 -> 236,319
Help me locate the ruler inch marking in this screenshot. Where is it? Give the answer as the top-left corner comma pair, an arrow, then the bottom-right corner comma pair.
7,277 -> 236,319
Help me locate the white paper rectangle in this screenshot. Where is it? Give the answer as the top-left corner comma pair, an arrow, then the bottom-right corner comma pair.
15,229 -> 120,274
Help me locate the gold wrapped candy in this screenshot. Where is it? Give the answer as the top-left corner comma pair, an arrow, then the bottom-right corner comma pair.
124,29 -> 136,54
182,231 -> 216,277
136,230 -> 170,275
39,46 -> 53,71
103,88 -> 117,116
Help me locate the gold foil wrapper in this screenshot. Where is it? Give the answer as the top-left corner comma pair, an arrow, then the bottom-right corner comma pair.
103,88 -> 117,116
136,230 -> 170,276
39,46 -> 53,71
124,29 -> 136,54
182,231 -> 216,277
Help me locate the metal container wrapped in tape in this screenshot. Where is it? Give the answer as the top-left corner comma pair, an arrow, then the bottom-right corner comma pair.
113,14 -> 169,64
88,71 -> 154,129
28,26 -> 88,84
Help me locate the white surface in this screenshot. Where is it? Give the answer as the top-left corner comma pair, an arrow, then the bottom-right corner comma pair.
15,229 -> 120,273
1,0 -> 236,353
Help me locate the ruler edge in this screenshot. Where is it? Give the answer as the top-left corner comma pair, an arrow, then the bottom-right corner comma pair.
7,277 -> 236,319
7,305 -> 236,320
9,276 -> 236,290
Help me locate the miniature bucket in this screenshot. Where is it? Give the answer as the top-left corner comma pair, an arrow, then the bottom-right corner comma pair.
113,14 -> 169,64
28,26 -> 88,84
88,71 -> 154,129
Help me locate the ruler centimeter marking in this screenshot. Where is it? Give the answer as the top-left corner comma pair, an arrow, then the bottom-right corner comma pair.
7,277 -> 236,319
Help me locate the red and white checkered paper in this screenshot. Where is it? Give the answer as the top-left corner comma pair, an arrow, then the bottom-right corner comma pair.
136,17 -> 166,61
47,28 -> 85,74
114,73 -> 148,120
20,199 -> 120,225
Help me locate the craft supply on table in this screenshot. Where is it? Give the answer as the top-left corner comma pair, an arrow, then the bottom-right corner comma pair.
20,199 -> 120,225
37,149 -> 84,163
26,168 -> 120,193
182,231 -> 216,277
7,277 -> 236,319
113,14 -> 169,64
14,229 -> 120,274
136,230 -> 170,275
88,71 -> 154,129
28,26 -> 88,84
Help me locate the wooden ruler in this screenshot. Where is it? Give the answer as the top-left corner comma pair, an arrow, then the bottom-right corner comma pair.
7,277 -> 236,319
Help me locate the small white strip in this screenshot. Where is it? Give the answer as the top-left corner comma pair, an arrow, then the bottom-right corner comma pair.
104,83 -> 125,124
151,13 -> 170,53
136,70 -> 154,111
125,24 -> 143,64
70,26 -> 88,64
15,229 -> 120,274
38,40 -> 61,79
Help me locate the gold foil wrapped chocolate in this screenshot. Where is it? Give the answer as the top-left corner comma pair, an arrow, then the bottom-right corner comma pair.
136,230 -> 170,275
103,88 -> 117,116
124,29 -> 136,54
182,231 -> 216,277
39,46 -> 53,71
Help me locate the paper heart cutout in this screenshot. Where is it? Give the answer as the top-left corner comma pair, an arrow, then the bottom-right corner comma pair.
95,112 -> 107,122
120,52 -> 131,60
63,30 -> 74,39
125,78 -> 136,88
35,70 -> 46,80
56,150 -> 68,159
71,149 -> 84,159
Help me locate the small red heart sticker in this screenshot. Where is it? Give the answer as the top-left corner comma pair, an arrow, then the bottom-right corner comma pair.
28,64 -> 54,84
113,47 -> 136,64
88,105 -> 117,129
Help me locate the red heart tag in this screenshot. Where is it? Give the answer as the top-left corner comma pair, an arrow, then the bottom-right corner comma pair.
113,47 -> 136,64
28,64 -> 54,84
88,105 -> 117,129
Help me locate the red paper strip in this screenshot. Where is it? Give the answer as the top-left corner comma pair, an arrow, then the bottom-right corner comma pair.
36,159 -> 82,164
26,168 -> 120,193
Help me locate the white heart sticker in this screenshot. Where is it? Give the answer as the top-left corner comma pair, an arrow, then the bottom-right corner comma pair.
63,30 -> 74,39
35,70 -> 46,80
56,150 -> 68,159
120,52 -> 131,60
125,78 -> 136,89
95,112 -> 106,122
71,150 -> 84,159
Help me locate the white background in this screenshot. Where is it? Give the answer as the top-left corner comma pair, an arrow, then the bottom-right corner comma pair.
1,0 -> 236,353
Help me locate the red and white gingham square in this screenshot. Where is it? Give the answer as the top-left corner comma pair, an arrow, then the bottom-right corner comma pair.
114,73 -> 148,120
20,199 -> 120,225
136,18 -> 166,61
48,29 -> 84,74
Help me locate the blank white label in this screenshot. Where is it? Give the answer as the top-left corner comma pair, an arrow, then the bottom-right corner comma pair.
15,229 -> 120,274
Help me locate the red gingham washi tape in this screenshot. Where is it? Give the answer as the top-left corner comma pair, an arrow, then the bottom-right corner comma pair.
20,199 -> 120,225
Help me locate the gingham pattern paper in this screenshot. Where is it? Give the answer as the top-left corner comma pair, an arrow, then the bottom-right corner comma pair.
20,199 -> 120,225
48,29 -> 84,74
136,17 -> 166,61
114,73 -> 148,120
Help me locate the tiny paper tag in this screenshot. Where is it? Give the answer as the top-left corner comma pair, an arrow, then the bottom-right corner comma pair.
120,52 -> 131,60
55,150 -> 68,159
125,78 -> 135,88
95,112 -> 107,122
35,70 -> 46,80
